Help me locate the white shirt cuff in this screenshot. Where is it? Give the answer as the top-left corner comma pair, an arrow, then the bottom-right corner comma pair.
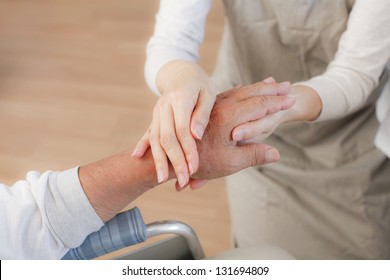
40,167 -> 104,249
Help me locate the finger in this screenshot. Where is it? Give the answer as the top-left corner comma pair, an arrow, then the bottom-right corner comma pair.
234,81 -> 291,101
172,98 -> 199,176
234,144 -> 280,168
149,107 -> 169,183
233,114 -> 278,143
189,179 -> 209,190
132,127 -> 151,158
190,89 -> 216,140
262,76 -> 275,83
234,95 -> 296,126
175,180 -> 190,192
175,178 -> 208,191
160,104 -> 189,189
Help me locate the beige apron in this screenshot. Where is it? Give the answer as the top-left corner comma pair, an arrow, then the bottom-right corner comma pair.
212,0 -> 390,259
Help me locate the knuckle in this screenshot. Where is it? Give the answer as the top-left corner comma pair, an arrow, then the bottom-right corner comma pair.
156,96 -> 165,105
170,159 -> 186,173
257,96 -> 271,106
250,147 -> 262,166
156,96 -> 170,109
217,91 -> 229,100
160,134 -> 176,149
247,82 -> 262,95
255,85 -> 263,96
170,95 -> 183,107
175,127 -> 189,141
154,157 -> 166,169
149,130 -> 159,143
181,143 -> 198,162
211,103 -> 234,126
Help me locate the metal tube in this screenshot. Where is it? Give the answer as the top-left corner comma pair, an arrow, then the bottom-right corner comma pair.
146,220 -> 205,260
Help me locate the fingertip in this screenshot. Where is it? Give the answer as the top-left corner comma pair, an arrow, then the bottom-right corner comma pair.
278,81 -> 291,95
188,162 -> 199,176
157,168 -> 167,184
264,147 -> 280,163
263,77 -> 275,83
175,180 -> 188,191
177,172 -> 189,188
283,95 -> 296,109
132,137 -> 151,158
232,127 -> 244,142
280,81 -> 291,87
132,146 -> 144,158
175,180 -> 183,191
192,123 -> 205,140
189,179 -> 209,190
191,92 -> 215,140
131,149 -> 139,158
188,149 -> 200,175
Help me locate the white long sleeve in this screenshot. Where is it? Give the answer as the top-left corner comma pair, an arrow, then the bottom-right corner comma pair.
0,167 -> 103,259
375,67 -> 390,157
298,0 -> 390,121
144,0 -> 211,94
144,0 -> 390,119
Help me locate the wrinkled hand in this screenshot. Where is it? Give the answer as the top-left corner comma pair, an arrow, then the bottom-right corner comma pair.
183,81 -> 295,190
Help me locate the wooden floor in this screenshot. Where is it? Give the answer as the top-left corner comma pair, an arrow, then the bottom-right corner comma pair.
0,0 -> 230,257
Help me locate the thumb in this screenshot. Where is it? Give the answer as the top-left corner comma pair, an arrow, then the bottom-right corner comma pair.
191,90 -> 216,140
237,144 -> 280,167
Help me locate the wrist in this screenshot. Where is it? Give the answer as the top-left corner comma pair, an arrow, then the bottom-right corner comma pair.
156,60 -> 215,95
281,84 -> 322,123
79,147 -> 174,222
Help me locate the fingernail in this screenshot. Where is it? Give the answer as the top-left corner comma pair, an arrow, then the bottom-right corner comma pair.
264,148 -> 280,163
177,173 -> 188,188
280,81 -> 291,91
285,95 -> 296,106
233,129 -> 244,141
157,169 -> 166,183
132,148 -> 141,158
175,180 -> 186,191
190,179 -> 209,190
188,163 -> 195,175
193,124 -> 205,140
263,77 -> 275,83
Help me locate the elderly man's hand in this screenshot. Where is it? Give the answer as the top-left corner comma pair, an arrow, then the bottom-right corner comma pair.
181,82 -> 295,190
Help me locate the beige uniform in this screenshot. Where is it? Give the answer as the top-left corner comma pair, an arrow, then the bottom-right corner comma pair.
212,0 -> 390,259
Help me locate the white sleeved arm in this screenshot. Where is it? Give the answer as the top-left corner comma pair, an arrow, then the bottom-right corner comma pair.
298,0 -> 390,122
0,167 -> 104,259
144,0 -> 212,94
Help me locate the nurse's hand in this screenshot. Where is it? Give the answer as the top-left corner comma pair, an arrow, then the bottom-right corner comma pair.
133,61 -> 216,188
231,84 -> 321,144
231,109 -> 286,144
